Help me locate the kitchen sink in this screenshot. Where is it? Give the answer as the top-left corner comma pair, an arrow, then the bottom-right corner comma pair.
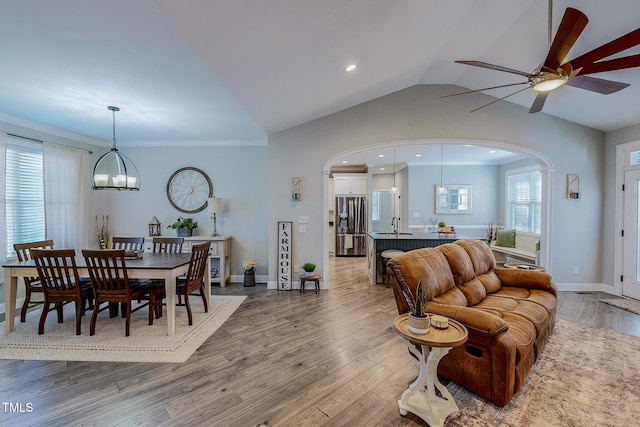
377,232 -> 413,236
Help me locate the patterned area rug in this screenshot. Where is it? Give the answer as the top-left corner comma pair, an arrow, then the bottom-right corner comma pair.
600,297 -> 640,315
444,319 -> 640,426
0,295 -> 245,363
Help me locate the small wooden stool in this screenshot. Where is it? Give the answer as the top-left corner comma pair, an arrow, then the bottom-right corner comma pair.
381,250 -> 405,287
299,274 -> 321,293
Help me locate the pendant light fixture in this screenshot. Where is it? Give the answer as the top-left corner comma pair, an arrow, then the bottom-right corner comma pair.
438,145 -> 446,193
389,147 -> 399,194
92,106 -> 140,191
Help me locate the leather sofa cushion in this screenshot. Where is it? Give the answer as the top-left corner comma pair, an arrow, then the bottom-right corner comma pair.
475,295 -> 549,336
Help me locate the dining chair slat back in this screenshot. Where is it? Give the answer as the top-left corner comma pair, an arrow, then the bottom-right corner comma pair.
30,248 -> 92,335
13,239 -> 55,322
111,237 -> 145,251
82,249 -> 151,336
152,237 -> 184,253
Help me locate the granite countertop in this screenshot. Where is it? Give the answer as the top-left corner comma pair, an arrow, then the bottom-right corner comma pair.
367,231 -> 473,240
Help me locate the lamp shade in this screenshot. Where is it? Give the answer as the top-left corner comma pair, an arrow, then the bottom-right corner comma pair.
208,197 -> 222,214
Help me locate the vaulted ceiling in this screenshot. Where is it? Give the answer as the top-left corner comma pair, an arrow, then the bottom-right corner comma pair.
1,0 -> 639,149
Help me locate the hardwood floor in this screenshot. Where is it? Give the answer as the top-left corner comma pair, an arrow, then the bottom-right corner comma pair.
1,256 -> 639,426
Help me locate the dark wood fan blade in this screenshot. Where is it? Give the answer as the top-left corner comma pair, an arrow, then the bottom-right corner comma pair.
543,7 -> 588,70
455,61 -> 532,77
577,54 -> 640,75
529,93 -> 548,114
567,27 -> 640,71
469,86 -> 531,113
437,82 -> 529,98
566,75 -> 630,94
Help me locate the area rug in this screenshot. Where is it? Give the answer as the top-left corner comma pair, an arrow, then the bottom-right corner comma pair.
443,319 -> 640,427
0,295 -> 245,363
599,297 -> 640,315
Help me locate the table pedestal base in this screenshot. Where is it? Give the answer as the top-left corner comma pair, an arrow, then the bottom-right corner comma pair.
398,344 -> 459,427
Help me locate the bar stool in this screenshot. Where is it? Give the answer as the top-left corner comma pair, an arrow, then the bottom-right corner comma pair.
299,274 -> 321,293
381,250 -> 405,287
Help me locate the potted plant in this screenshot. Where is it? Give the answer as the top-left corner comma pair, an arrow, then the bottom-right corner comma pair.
437,221 -> 447,231
400,280 -> 430,334
168,217 -> 198,237
302,262 -> 316,276
243,259 -> 258,287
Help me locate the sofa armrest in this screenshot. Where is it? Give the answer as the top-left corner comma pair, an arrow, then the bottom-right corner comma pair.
424,302 -> 509,337
495,268 -> 557,295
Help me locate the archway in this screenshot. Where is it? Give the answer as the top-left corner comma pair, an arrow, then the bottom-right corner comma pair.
320,138 -> 554,288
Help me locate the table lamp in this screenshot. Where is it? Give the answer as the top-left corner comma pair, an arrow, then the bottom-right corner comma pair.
208,197 -> 222,236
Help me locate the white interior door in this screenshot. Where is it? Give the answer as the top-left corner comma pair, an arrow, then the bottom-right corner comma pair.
622,169 -> 640,299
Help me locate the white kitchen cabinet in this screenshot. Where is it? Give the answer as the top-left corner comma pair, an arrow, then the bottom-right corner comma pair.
145,235 -> 231,287
333,174 -> 367,195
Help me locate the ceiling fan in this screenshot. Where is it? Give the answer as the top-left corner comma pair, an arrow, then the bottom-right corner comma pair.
446,6 -> 640,113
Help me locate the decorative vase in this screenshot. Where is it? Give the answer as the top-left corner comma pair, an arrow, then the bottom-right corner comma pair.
243,269 -> 256,287
408,314 -> 430,335
177,227 -> 192,237
304,270 -> 315,276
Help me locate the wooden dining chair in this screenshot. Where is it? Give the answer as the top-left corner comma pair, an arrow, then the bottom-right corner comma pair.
111,237 -> 145,251
151,237 -> 184,253
82,249 -> 152,336
149,241 -> 211,326
13,239 -> 55,322
31,248 -> 93,335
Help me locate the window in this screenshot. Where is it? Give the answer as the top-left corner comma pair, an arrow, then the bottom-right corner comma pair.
630,150 -> 640,166
5,138 -> 45,258
506,168 -> 541,233
371,191 -> 380,221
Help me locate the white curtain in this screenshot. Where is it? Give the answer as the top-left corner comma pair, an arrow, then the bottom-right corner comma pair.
43,143 -> 89,251
0,132 -> 6,284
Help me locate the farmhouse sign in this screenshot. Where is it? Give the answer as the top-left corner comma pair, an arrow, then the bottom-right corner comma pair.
277,221 -> 292,290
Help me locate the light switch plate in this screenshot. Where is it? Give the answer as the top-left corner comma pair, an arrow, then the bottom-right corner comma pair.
299,225 -> 307,233
298,215 -> 309,224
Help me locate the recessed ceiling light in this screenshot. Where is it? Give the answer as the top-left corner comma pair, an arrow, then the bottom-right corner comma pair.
345,64 -> 357,72
378,154 -> 384,158
342,160 -> 348,164
463,144 -> 474,147
415,154 -> 422,157
380,167 -> 385,171
489,150 -> 497,154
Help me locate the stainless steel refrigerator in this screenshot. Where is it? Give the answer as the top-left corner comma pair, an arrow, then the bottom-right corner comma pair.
335,195 -> 367,256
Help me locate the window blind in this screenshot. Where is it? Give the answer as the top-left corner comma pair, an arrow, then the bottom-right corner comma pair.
5,138 -> 45,258
507,170 -> 541,233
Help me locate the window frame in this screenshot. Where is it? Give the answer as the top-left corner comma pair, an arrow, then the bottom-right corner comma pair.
505,166 -> 542,233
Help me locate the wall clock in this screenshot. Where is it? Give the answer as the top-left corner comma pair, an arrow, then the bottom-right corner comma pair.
166,167 -> 213,213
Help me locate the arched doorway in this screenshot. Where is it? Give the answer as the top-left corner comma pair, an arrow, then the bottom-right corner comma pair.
320,138 -> 554,288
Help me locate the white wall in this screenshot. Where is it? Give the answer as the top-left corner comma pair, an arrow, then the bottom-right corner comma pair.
89,145 -> 269,278
268,84 -> 605,285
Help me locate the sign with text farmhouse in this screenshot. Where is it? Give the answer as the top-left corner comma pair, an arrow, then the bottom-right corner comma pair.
277,221 -> 293,290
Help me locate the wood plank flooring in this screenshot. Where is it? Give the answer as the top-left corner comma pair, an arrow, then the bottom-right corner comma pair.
1,256 -> 639,426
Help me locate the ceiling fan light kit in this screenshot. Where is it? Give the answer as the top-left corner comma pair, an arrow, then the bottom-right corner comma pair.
449,5 -> 640,113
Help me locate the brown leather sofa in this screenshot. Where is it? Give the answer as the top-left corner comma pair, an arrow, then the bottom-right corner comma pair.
387,239 -> 557,407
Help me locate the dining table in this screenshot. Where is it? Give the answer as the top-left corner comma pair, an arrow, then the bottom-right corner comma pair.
2,252 -> 211,336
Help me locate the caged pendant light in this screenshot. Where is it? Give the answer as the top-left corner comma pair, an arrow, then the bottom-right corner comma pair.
438,145 -> 446,193
389,147 -> 399,194
92,106 -> 140,191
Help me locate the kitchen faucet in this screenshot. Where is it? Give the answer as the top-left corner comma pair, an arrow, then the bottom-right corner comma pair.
391,217 -> 399,236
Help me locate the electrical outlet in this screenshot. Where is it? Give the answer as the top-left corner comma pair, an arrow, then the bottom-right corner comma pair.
573,265 -> 579,275
294,265 -> 299,273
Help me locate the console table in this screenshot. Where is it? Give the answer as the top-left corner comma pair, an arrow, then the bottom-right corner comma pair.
145,235 -> 231,287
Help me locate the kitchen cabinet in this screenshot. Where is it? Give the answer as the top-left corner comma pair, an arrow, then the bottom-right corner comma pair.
333,174 -> 367,195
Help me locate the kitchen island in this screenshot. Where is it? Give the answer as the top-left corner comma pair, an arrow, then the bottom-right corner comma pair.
366,231 -> 481,284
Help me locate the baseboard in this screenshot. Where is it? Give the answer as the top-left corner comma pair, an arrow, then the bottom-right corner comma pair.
555,282 -> 603,292
0,297 -> 25,315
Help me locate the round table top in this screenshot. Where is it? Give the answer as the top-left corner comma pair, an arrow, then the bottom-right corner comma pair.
503,263 -> 546,272
381,249 -> 405,259
299,274 -> 321,280
393,314 -> 468,348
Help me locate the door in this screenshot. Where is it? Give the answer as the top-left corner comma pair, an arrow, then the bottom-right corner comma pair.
622,169 -> 640,299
